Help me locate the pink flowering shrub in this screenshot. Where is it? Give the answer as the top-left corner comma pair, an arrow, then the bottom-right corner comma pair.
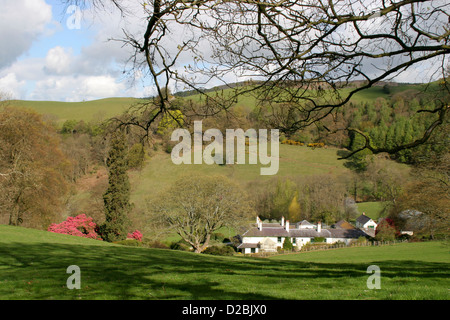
127,230 -> 143,242
48,214 -> 102,240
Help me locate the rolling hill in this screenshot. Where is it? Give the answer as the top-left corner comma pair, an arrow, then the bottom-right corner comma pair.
7,81 -> 436,125
9,97 -> 142,124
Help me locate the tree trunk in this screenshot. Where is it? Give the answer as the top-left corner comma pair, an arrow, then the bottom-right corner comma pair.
193,234 -> 211,253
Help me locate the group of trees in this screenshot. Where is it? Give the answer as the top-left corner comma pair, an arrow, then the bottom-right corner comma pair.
343,87 -> 449,169
388,154 -> 449,240
0,107 -> 71,228
0,103 -> 138,242
248,175 -> 350,225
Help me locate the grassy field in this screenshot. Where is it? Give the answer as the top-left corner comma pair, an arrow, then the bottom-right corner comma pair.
357,202 -> 387,220
129,144 -> 349,207
9,97 -> 142,124
0,225 -> 448,300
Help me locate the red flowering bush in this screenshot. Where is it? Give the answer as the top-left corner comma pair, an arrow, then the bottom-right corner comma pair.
48,214 -> 102,240
127,230 -> 143,242
375,218 -> 400,241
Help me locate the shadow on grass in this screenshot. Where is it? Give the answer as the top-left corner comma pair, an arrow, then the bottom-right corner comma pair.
0,242 -> 448,300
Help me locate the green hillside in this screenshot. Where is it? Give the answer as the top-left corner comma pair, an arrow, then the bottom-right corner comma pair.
8,82 -> 431,125
129,144 -> 349,207
9,97 -> 142,124
0,225 -> 448,300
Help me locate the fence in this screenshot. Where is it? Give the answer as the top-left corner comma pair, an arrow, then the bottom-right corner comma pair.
302,239 -> 409,252
272,239 -> 410,256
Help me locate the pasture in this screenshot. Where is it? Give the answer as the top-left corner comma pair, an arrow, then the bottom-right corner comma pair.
0,225 -> 448,300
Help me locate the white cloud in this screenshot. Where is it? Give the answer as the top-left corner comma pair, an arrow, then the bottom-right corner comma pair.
0,0 -> 52,69
0,73 -> 26,99
30,75 -> 125,102
81,75 -> 125,98
44,46 -> 73,75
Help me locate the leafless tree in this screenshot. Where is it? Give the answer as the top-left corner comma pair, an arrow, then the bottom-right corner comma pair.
151,173 -> 253,252
65,0 -> 449,155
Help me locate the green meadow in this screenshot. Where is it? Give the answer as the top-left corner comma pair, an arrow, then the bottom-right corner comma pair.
356,202 -> 387,220
0,225 -> 448,300
129,144 -> 349,207
8,81 -> 429,125
9,97 -> 142,124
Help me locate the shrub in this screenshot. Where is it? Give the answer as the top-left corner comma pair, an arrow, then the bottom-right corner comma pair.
357,236 -> 368,244
115,239 -> 143,247
127,143 -> 146,169
307,142 -> 325,148
170,240 -> 191,251
211,232 -> 225,242
48,214 -> 102,240
375,218 -> 399,241
127,230 -> 143,242
313,237 -> 326,243
143,240 -> 170,249
165,143 -> 173,154
283,237 -> 293,251
202,245 -> 235,256
281,139 -> 304,146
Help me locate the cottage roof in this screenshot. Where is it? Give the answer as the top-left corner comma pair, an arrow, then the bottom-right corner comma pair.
237,243 -> 259,249
328,228 -> 367,239
262,223 -> 282,228
360,228 -> 376,238
332,220 -> 356,230
356,214 -> 372,225
243,227 -> 290,237
242,225 -> 367,239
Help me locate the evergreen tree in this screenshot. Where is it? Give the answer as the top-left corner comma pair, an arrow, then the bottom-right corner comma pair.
345,131 -> 372,172
100,131 -> 132,242
282,237 -> 293,251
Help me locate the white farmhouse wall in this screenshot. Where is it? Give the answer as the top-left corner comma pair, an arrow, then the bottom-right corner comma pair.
363,220 -> 378,229
243,247 -> 259,254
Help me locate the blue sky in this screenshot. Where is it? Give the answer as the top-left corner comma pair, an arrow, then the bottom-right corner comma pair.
28,2 -> 95,57
0,0 -> 148,102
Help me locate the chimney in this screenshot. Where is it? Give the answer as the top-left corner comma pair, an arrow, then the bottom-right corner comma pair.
257,216 -> 262,231
281,216 -> 285,227
317,221 -> 322,233
285,220 -> 290,231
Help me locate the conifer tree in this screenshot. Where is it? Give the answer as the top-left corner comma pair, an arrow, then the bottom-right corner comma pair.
283,237 -> 293,251
100,131 -> 131,242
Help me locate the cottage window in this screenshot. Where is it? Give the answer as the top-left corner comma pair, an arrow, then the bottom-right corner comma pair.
292,238 -> 296,244
277,237 -> 282,243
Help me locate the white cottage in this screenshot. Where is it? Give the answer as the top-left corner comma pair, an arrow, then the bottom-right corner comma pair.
237,216 -> 368,254
355,213 -> 377,230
